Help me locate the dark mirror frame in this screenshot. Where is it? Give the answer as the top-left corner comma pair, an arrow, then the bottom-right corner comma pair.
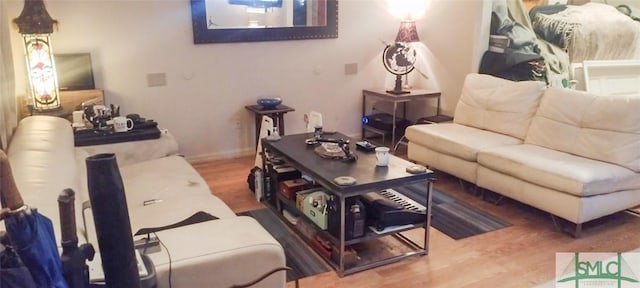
191,0 -> 338,44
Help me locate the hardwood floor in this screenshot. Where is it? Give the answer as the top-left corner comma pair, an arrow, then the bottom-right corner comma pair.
192,156 -> 640,288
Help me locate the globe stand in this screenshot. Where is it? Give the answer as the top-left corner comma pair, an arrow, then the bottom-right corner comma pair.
382,42 -> 415,95
386,75 -> 410,95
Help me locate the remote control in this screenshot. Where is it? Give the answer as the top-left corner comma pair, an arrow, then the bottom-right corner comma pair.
356,140 -> 377,152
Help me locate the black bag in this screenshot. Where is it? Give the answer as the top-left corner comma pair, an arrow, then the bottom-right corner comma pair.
247,166 -> 260,193
479,51 -> 547,83
0,240 -> 37,288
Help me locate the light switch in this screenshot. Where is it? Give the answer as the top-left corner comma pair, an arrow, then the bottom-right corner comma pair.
147,73 -> 167,87
345,63 -> 358,75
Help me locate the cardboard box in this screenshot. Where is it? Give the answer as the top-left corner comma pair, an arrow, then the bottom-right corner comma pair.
302,191 -> 330,230
279,178 -> 306,200
296,188 -> 321,211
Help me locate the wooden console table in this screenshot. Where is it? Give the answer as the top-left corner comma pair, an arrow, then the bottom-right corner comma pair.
18,89 -> 104,120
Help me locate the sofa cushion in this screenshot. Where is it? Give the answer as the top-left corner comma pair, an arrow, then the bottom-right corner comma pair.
478,144 -> 640,197
405,123 -> 522,162
526,88 -> 640,172
453,73 -> 546,140
80,155 -> 237,245
117,156 -> 234,214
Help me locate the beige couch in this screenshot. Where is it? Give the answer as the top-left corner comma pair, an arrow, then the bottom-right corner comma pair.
6,115 -> 286,287
406,73 -> 640,235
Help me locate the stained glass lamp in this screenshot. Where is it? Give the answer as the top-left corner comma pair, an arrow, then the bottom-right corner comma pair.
13,0 -> 61,111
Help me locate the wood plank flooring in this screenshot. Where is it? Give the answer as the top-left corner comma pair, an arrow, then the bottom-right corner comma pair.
192,156 -> 640,288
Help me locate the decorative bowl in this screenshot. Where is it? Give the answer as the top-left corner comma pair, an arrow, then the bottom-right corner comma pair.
257,97 -> 282,109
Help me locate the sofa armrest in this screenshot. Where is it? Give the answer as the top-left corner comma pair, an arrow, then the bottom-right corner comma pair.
144,217 -> 286,288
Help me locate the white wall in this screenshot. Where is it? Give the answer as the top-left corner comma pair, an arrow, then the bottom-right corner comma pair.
1,0 -> 18,149
5,0 -> 490,161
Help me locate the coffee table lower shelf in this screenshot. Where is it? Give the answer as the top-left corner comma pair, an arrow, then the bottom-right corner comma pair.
328,233 -> 428,277
268,202 -> 428,277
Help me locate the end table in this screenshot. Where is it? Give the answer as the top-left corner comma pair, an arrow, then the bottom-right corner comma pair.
245,104 -> 295,147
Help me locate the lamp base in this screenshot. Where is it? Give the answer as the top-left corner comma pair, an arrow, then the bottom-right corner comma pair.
33,106 -> 63,113
385,89 -> 410,95
30,106 -> 68,118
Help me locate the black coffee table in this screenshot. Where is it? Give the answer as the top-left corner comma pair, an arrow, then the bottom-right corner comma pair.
261,132 -> 435,276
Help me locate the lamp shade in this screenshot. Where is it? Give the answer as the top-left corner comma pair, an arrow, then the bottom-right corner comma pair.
13,0 -> 58,35
395,20 -> 420,43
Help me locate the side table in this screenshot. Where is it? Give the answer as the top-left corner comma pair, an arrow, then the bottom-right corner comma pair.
245,104 -> 295,146
362,89 -> 442,147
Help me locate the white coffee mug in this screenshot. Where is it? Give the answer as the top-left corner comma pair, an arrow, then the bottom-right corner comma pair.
72,111 -> 85,127
113,116 -> 134,133
375,147 -> 390,166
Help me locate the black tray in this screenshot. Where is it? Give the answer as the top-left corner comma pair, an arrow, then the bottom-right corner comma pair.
74,126 -> 161,147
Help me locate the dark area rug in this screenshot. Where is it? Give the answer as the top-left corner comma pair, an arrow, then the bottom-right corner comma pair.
239,185 -> 511,280
394,183 -> 512,239
238,208 -> 331,282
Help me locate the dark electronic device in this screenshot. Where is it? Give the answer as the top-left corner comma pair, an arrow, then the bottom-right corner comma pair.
356,140 -> 376,152
362,113 -> 411,135
266,163 -> 301,206
54,53 -> 95,91
361,189 -> 426,231
327,196 -> 366,240
126,114 -> 158,130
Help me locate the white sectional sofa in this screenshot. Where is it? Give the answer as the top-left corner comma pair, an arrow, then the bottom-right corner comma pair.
6,115 -> 286,287
406,73 -> 640,236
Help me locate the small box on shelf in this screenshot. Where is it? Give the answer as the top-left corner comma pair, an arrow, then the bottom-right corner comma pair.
302,190 -> 330,230
296,188 -> 321,211
279,179 -> 307,200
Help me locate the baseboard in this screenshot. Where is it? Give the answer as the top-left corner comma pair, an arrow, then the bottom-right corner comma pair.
185,132 -> 361,164
186,147 -> 255,163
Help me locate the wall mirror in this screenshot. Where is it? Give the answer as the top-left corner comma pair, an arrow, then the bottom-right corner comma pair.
191,0 -> 338,43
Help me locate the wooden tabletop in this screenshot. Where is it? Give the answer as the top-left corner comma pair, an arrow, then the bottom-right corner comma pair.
245,104 -> 295,114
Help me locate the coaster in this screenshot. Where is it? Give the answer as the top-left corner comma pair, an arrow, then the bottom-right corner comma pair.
406,165 -> 427,174
333,176 -> 356,186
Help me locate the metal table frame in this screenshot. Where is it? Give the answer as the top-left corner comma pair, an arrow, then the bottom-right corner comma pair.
261,133 -> 435,276
362,89 -> 442,146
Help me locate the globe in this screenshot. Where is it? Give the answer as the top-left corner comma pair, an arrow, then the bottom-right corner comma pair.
383,42 -> 417,76
382,42 -> 417,94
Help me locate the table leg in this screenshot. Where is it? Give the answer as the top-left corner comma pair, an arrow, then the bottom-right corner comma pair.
361,92 -> 366,140
254,115 -> 262,147
391,102 -> 398,146
277,113 -> 285,136
339,195 -> 346,276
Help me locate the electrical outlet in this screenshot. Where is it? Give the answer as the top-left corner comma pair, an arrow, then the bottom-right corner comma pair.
233,119 -> 242,130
